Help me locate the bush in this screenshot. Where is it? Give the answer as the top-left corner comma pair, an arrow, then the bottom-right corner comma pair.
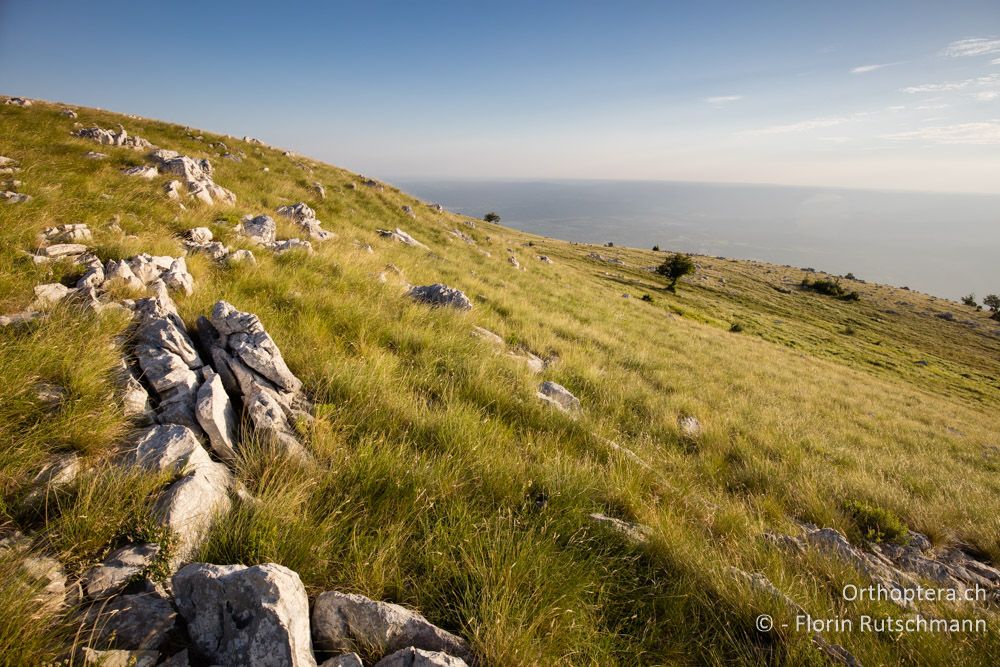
656,254 -> 696,291
483,212 -> 501,223
652,245 -> 660,252
729,322 -> 743,333
984,294 -> 1000,313
801,278 -> 859,302
843,499 -> 909,543
844,272 -> 856,280
641,294 -> 653,302
961,293 -> 977,307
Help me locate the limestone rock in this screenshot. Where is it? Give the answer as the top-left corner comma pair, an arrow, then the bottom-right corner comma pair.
270,238 -> 314,254
122,165 -> 159,179
5,96 -> 31,106
536,381 -> 580,412
153,461 -> 232,562
130,424 -> 213,475
313,182 -> 326,199
83,593 -> 177,650
164,180 -> 182,200
85,151 -> 107,159
377,228 -> 427,249
277,202 -> 335,241
471,326 -> 504,346
589,513 -> 652,544
187,227 -> 213,244
173,562 -> 316,667
73,125 -> 152,149
82,543 -> 161,600
104,259 -> 145,292
312,591 -> 471,661
678,415 -> 701,439
240,215 -> 277,245
320,654 -> 363,667
31,283 -> 72,309
36,242 -> 89,259
374,647 -> 469,667
148,150 -> 235,205
227,249 -> 256,265
27,453 -> 81,502
195,369 -> 238,461
401,205 -> 415,217
42,223 -> 92,243
1,190 -> 31,203
407,284 -> 472,311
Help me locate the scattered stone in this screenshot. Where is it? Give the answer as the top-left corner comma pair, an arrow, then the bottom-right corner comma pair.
148,149 -> 235,205
401,205 -> 415,217
83,593 -> 177,650
471,326 -> 504,346
312,591 -> 471,661
82,543 -> 161,600
0,310 -> 45,327
377,228 -> 427,249
374,647 -> 469,667
536,381 -> 580,412
276,202 -> 335,241
510,350 -> 544,373
407,284 -> 473,310
243,136 -> 264,145
36,243 -> 89,259
5,96 -> 32,106
1,190 -> 31,203
270,238 -> 314,254
538,255 -> 553,264
448,229 -> 475,245
0,156 -> 18,168
73,125 -> 151,150
360,177 -> 384,190
227,249 -> 257,265
173,562 -> 316,667
85,151 -> 107,159
313,182 -> 326,199
429,203 -> 443,213
42,223 -> 93,243
589,513 -> 652,544
240,214 -> 277,244
61,108 -> 78,118
508,255 -> 521,270
28,453 -> 80,501
587,252 -> 624,265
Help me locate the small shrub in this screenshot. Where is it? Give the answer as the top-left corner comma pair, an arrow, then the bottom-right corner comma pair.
483,212 -> 501,223
641,294 -> 653,302
652,245 -> 660,252
984,294 -> 1000,313
801,278 -> 859,302
961,293 -> 977,307
843,499 -> 909,543
729,322 -> 743,333
844,272 -> 856,280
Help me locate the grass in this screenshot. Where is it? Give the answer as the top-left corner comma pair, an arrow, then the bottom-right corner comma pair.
0,99 -> 997,665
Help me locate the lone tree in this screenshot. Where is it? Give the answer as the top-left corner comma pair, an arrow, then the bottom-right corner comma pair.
483,212 -> 501,223
656,253 -> 696,291
984,294 -> 1000,318
961,293 -> 977,307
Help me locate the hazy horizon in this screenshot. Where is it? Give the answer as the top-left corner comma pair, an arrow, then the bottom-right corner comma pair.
398,177 -> 1000,302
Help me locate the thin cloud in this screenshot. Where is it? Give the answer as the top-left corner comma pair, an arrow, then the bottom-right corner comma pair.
940,37 -> 1000,58
705,95 -> 742,107
882,121 -> 1000,145
743,116 -> 849,135
900,73 -> 1000,94
850,62 -> 900,74
974,90 -> 1000,101
993,57 -> 1000,65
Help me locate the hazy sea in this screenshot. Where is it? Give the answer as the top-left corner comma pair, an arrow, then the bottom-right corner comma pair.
395,179 -> 1000,301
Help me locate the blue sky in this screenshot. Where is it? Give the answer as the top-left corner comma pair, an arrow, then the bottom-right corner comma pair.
2,1 -> 1000,192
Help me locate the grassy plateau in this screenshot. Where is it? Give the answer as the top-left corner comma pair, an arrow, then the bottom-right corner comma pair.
0,99 -> 998,665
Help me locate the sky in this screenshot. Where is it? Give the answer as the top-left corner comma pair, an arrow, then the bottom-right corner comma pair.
2,1 -> 1000,193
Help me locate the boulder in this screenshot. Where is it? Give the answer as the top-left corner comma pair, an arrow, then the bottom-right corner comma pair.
195,369 -> 238,461
311,591 -> 471,661
153,461 -> 232,563
241,215 -> 277,244
37,243 -> 89,259
275,202 -> 335,241
162,257 -> 194,295
164,180 -> 182,200
104,259 -> 145,292
407,284 -> 472,311
82,543 -> 161,600
73,125 -> 152,150
172,563 -> 316,667
377,228 -> 427,249
20,554 -> 69,614
130,424 -> 213,475
536,381 -> 580,412
133,289 -> 205,429
27,453 -> 81,501
83,593 -> 177,650
187,227 -> 213,244
31,283 -> 72,309
374,648 -> 469,667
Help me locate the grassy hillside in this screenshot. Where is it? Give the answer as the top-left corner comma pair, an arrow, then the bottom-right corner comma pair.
1,99 -> 997,665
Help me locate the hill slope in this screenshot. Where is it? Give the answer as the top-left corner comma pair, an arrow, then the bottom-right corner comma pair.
1,98 -> 998,666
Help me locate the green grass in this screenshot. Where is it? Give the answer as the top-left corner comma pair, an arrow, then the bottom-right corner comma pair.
0,99 -> 997,665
